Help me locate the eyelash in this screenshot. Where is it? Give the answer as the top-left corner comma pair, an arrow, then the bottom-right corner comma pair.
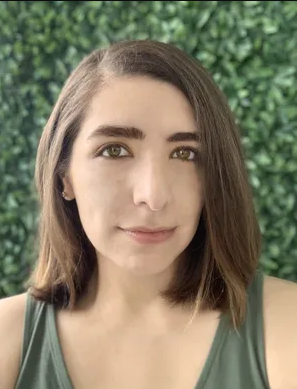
94,143 -> 200,162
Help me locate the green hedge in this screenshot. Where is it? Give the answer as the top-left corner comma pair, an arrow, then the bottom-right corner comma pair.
1,1 -> 297,298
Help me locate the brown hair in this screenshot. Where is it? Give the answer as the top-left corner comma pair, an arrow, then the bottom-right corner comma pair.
26,39 -> 261,330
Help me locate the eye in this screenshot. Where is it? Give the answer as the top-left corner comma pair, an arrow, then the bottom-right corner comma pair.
95,144 -> 130,158
94,144 -> 200,162
171,147 -> 199,162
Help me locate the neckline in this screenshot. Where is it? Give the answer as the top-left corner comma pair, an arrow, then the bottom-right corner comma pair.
47,304 -> 229,389
47,304 -> 75,389
193,311 -> 229,388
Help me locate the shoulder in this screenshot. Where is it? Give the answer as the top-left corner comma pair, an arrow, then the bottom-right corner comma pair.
263,274 -> 297,389
0,293 -> 27,389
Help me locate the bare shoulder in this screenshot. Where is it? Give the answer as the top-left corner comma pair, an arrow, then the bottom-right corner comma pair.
263,274 -> 297,389
0,293 -> 27,389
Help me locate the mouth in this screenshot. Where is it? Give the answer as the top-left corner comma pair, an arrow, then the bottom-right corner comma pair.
119,227 -> 177,244
123,227 -> 175,233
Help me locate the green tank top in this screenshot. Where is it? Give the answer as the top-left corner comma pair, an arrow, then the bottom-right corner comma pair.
14,270 -> 270,389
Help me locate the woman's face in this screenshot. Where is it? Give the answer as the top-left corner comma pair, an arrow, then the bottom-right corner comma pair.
63,75 -> 204,277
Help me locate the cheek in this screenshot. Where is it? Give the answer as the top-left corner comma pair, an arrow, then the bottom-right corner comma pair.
182,186 -> 204,229
73,167 -> 126,222
75,162 -> 121,196
180,172 -> 204,207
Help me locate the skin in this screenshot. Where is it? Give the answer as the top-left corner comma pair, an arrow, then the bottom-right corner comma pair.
0,75 -> 296,389
62,75 -> 205,321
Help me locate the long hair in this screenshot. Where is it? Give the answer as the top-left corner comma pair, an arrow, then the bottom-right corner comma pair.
26,39 -> 261,330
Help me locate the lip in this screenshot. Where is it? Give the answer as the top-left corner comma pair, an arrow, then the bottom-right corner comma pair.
124,226 -> 175,233
120,227 -> 176,244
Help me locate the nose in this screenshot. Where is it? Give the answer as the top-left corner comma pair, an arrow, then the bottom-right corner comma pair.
133,159 -> 172,212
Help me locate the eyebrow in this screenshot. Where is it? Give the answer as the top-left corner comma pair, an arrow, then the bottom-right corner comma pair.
86,124 -> 201,143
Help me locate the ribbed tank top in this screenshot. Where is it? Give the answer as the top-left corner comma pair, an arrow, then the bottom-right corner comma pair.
14,270 -> 270,389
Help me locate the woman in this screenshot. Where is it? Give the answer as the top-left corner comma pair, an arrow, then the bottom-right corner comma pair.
0,39 -> 296,389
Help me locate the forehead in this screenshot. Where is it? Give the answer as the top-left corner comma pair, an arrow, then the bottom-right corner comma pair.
80,76 -> 198,139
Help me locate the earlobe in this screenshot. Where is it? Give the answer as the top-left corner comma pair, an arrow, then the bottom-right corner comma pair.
61,175 -> 75,201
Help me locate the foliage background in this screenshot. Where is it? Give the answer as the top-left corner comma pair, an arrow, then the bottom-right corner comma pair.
1,1 -> 297,298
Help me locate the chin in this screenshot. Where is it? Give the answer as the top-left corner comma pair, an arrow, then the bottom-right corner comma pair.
118,253 -> 178,277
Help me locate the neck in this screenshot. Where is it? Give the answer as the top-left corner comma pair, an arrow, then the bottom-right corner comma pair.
76,253 -> 191,331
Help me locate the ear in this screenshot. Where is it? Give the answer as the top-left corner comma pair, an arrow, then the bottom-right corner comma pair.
61,174 -> 75,201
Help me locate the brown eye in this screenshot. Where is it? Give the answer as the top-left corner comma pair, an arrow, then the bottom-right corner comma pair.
177,149 -> 191,160
172,147 -> 198,162
106,146 -> 121,157
96,144 -> 130,158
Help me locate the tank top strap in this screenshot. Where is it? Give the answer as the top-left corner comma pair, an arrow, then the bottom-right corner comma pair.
19,293 -> 46,367
243,269 -> 270,386
194,269 -> 270,389
15,293 -> 74,389
245,269 -> 266,346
